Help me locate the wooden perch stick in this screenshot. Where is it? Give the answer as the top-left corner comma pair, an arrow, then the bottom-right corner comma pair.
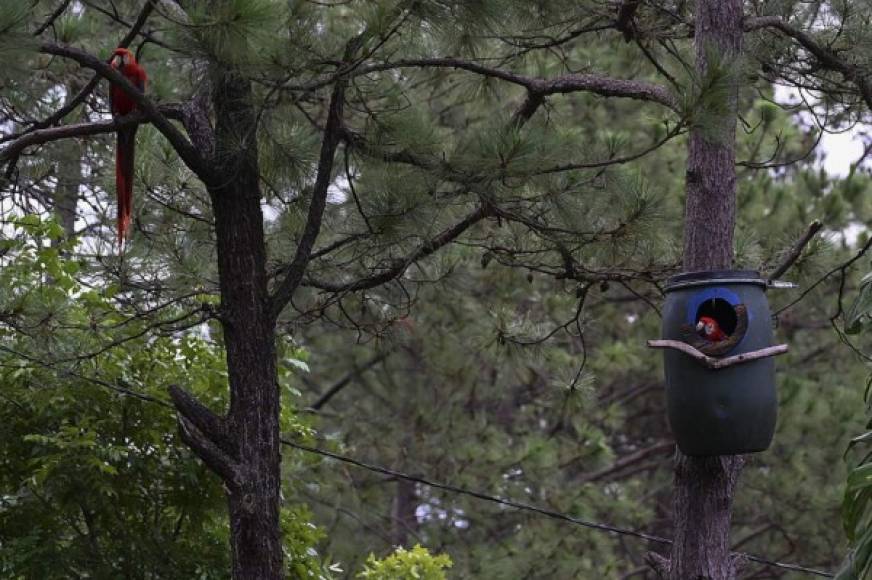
647,340 -> 788,369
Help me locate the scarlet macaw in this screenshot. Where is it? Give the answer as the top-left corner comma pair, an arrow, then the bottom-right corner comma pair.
696,316 -> 728,342
109,47 -> 147,246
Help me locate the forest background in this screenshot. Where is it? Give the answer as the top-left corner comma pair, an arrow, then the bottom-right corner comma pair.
2,1 -> 872,579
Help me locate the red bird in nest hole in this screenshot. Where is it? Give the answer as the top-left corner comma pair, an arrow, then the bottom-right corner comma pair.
696,316 -> 728,342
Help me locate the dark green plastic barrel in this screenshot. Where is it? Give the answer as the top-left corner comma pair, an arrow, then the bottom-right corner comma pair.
661,270 -> 776,456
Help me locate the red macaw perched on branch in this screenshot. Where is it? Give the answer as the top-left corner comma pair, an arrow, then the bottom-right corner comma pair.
109,47 -> 147,247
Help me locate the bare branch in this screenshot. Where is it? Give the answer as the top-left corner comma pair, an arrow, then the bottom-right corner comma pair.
303,204 -> 492,293
647,340 -> 789,369
308,351 -> 391,411
168,385 -> 231,453
0,105 -> 181,163
353,59 -> 679,112
775,234 -> 872,316
746,16 -> 872,109
269,80 -> 346,319
767,219 -> 823,280
176,415 -> 243,489
581,440 -> 674,483
33,0 -> 74,36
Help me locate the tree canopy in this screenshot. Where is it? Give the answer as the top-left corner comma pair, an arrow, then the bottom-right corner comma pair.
2,0 -> 872,578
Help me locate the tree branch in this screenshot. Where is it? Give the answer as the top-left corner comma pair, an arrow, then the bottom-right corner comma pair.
581,440 -> 674,483
269,79 -> 346,319
767,219 -> 823,280
308,350 -> 390,411
0,105 -> 181,164
647,340 -> 789,369
746,16 -> 872,109
33,0 -> 74,36
304,204 -> 492,293
352,59 -> 679,112
168,385 -> 231,450
168,384 -> 242,488
176,415 -> 243,489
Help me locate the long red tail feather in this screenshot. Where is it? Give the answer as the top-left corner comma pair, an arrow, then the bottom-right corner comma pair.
115,127 -> 136,247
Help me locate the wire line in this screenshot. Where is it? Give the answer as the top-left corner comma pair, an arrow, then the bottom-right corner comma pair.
0,344 -> 834,578
282,439 -> 834,578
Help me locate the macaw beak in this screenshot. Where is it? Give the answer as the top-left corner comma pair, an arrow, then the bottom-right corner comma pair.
112,54 -> 123,67
695,321 -> 705,332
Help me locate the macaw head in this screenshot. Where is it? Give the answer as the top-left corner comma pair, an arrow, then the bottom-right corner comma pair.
696,316 -> 721,338
111,48 -> 135,68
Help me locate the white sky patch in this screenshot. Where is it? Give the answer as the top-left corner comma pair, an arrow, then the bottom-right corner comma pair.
774,85 -> 870,246
45,85 -> 68,109
773,85 -> 869,178
819,129 -> 867,178
261,202 -> 280,222
843,222 -> 865,246
328,174 -> 348,204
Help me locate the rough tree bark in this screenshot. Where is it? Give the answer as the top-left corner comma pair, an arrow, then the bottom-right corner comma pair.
210,70 -> 283,579
390,478 -> 418,547
53,79 -> 85,240
652,1 -> 746,578
169,69 -> 285,579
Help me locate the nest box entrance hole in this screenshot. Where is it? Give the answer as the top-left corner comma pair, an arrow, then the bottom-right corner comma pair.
696,297 -> 738,336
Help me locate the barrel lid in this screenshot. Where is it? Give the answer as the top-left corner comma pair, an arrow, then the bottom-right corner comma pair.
665,269 -> 766,292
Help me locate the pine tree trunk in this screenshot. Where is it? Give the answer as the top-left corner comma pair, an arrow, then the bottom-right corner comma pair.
54,79 -> 84,240
211,71 -> 283,580
390,478 -> 418,547
666,1 -> 745,578
168,69 -> 284,579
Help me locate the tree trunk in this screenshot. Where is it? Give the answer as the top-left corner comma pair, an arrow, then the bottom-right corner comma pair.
169,69 -> 284,579
211,71 -> 283,580
390,478 -> 418,547
663,1 -> 745,578
54,136 -> 81,238
54,79 -> 84,240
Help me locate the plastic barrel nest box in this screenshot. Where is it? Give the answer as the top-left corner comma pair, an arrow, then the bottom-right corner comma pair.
648,270 -> 789,456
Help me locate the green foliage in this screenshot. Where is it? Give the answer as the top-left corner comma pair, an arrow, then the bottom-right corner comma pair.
358,545 -> 452,580
4,0 -> 872,577
838,274 -> 872,579
847,273 -> 872,335
0,218 -> 325,579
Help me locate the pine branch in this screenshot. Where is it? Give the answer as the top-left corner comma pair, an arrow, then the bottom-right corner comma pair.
767,219 -> 823,280
308,351 -> 391,411
1,105 -> 181,163
746,16 -> 872,110
33,0 -> 74,36
269,77 -> 347,319
355,59 -> 679,112
581,440 -> 674,483
288,58 -> 678,118
303,204 -> 492,293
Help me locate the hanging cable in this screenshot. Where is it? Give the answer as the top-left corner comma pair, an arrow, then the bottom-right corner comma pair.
0,344 -> 835,579
282,439 -> 834,578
